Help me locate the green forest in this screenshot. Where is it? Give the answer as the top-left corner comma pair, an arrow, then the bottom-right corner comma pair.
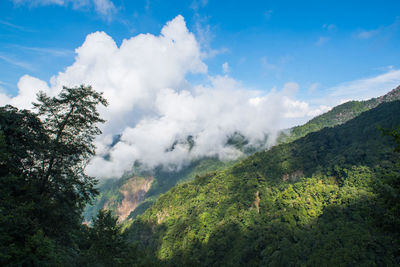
125,100 -> 400,266
1,86 -> 400,266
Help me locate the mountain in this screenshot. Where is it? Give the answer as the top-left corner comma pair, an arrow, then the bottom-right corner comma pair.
124,101 -> 400,266
84,85 -> 400,223
278,85 -> 400,143
84,157 -> 238,222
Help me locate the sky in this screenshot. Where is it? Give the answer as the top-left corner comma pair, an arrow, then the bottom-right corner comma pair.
1,0 -> 400,178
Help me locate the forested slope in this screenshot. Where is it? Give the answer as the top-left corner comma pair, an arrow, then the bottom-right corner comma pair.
279,85 -> 400,143
83,157 -> 237,222
125,101 -> 400,266
85,86 -> 400,223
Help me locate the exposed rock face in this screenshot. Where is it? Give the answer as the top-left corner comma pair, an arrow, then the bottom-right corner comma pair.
116,176 -> 153,221
282,170 -> 304,182
254,191 -> 260,213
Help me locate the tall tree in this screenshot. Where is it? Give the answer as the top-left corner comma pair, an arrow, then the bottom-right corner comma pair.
0,85 -> 108,265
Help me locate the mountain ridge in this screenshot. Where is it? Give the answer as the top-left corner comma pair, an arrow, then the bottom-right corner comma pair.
124,100 -> 400,266
278,85 -> 400,143
84,85 -> 400,224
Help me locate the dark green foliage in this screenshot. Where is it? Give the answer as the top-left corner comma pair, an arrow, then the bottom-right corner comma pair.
77,210 -> 147,266
0,85 -> 108,265
278,85 -> 400,144
126,101 -> 400,266
84,156 -> 237,222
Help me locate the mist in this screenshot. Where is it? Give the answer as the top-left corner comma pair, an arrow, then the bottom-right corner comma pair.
0,15 -> 329,178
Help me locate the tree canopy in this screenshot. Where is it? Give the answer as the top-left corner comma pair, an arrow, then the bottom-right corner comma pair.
0,85 -> 110,265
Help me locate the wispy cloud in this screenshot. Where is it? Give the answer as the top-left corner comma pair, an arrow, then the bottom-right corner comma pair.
261,56 -> 278,71
353,17 -> 399,40
0,20 -> 30,31
315,36 -> 330,46
264,10 -> 273,20
260,55 -> 292,78
0,54 -> 34,71
222,62 -> 230,73
11,0 -> 117,20
193,13 -> 228,58
328,69 -> 400,103
11,45 -> 74,57
190,0 -> 208,11
308,82 -> 320,93
322,23 -> 337,32
93,0 -> 117,19
355,29 -> 380,39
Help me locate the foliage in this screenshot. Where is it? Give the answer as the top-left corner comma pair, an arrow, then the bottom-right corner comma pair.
125,101 -> 400,266
278,85 -> 400,144
0,85 -> 107,265
84,156 -> 238,222
77,210 -> 147,266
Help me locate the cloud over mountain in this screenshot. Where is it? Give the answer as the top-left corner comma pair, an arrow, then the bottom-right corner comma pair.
1,15 -> 328,178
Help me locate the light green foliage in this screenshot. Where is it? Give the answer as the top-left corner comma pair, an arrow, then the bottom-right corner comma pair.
84,156 -> 238,222
126,101 -> 400,266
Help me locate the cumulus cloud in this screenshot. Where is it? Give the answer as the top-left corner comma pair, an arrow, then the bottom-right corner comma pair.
2,15 -> 328,179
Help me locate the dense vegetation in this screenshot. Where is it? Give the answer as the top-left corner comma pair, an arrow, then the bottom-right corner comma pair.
87,85 -> 400,223
278,85 -> 400,143
0,86 -> 141,266
2,84 -> 399,266
84,157 -> 237,222
125,101 -> 400,266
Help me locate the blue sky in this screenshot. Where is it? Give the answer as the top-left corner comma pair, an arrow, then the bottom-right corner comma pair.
1,0 -> 400,100
1,0 -> 400,177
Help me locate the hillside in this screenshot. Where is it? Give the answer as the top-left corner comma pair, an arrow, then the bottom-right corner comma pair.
84,157 -> 237,222
278,85 -> 400,143
125,101 -> 400,266
85,85 -> 400,222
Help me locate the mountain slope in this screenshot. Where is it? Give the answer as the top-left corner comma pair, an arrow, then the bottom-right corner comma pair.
85,85 -> 400,223
84,157 -> 237,221
125,101 -> 400,266
278,85 -> 400,143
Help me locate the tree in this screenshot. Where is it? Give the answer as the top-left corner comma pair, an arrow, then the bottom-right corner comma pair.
0,85 -> 108,265
31,85 -> 108,240
79,210 -> 131,266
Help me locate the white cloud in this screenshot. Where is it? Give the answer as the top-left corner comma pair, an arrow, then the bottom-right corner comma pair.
322,24 -> 337,32
260,56 -> 277,71
316,36 -> 330,46
222,62 -> 229,73
264,10 -> 273,20
2,15 -> 329,179
190,0 -> 208,11
355,29 -> 380,39
328,69 -> 400,103
353,17 -> 399,40
92,0 -> 116,19
12,45 -> 74,57
11,0 -> 116,19
0,54 -> 34,71
308,82 -> 320,93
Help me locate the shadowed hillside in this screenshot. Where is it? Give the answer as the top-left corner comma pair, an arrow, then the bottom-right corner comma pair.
279,85 -> 400,143
125,101 -> 400,266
